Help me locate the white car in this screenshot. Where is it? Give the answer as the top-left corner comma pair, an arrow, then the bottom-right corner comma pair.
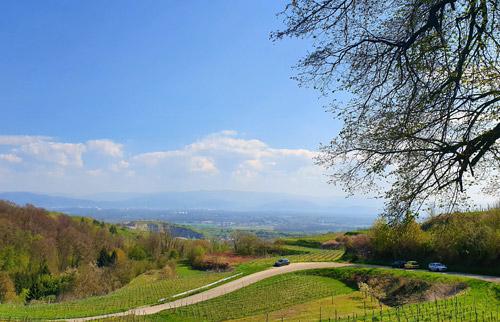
428,262 -> 447,272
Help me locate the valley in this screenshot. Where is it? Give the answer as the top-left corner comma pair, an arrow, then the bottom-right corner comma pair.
0,202 -> 497,321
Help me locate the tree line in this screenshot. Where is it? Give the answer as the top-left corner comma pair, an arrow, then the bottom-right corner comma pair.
343,208 -> 499,274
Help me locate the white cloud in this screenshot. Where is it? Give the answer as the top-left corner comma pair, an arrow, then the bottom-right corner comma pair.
133,131 -> 317,166
132,150 -> 185,166
233,159 -> 264,179
190,156 -> 218,174
110,160 -> 130,172
86,139 -> 123,157
271,148 -> 317,159
20,141 -> 86,167
0,136 -> 125,169
0,131 -> 491,205
0,131 -> 336,197
126,131 -> 321,193
0,154 -> 23,163
129,131 -> 318,184
218,130 -> 238,136
0,135 -> 86,167
0,135 -> 51,146
187,132 -> 270,158
245,159 -> 264,171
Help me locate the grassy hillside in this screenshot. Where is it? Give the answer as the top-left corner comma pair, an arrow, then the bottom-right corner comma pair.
0,265 -> 232,319
0,201 -> 227,313
0,246 -> 344,319
134,271 -> 355,321
116,267 -> 499,321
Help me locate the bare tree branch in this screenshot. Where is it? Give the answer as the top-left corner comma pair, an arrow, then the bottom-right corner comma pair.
274,0 -> 500,222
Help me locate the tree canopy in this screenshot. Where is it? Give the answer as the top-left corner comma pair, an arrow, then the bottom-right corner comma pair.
274,0 -> 500,221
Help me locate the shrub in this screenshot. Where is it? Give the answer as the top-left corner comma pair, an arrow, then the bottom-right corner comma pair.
344,234 -> 373,261
128,245 -> 148,261
232,231 -> 277,256
0,272 -> 16,303
286,239 -> 322,248
69,265 -> 109,299
168,249 -> 179,259
321,240 -> 343,249
190,255 -> 230,272
369,218 -> 430,260
97,249 -> 117,267
159,261 -> 177,279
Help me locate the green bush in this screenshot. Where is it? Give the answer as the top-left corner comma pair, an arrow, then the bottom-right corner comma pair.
127,246 -> 148,261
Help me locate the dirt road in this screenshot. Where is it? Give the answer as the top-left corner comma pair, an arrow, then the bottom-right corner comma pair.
66,262 -> 499,321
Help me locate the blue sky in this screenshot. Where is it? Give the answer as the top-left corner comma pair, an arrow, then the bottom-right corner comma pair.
0,1 -> 493,210
0,1 -> 353,199
1,1 -> 336,151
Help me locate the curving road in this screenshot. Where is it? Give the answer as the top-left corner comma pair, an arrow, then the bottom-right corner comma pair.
66,262 -> 499,321
66,262 -> 350,321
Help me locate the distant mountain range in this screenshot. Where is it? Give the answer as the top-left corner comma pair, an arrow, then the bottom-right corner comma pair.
0,191 -> 379,215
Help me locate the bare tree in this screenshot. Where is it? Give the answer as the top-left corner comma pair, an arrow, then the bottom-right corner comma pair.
273,0 -> 500,222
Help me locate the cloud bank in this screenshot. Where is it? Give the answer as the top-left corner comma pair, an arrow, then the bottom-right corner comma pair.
0,131 -> 337,196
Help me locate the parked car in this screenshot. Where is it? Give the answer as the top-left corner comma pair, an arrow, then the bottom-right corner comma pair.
428,262 -> 447,272
391,260 -> 407,268
404,261 -> 420,269
274,258 -> 290,267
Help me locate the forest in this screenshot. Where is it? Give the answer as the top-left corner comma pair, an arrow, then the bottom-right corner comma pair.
0,201 -> 200,304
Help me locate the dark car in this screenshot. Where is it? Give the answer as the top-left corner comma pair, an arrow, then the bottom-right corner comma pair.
274,258 -> 290,267
391,260 -> 406,268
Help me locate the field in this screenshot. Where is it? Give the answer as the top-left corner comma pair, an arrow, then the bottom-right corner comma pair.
230,292 -> 386,321
236,247 -> 344,275
279,233 -> 343,248
0,265 -> 233,319
116,268 -> 500,322
230,289 -> 499,321
117,271 -> 355,321
0,247 -> 343,320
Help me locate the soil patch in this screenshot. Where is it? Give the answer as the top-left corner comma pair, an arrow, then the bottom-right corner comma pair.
352,274 -> 467,306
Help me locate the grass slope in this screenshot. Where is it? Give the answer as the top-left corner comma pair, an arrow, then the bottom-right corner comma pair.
230,292 -> 385,321
235,248 -> 344,275
0,247 -> 343,319
116,267 -> 499,322
0,265 -> 232,319
145,272 -> 354,321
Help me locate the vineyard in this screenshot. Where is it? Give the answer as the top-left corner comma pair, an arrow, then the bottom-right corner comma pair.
110,269 -> 499,322
236,248 -> 344,275
284,248 -> 344,262
0,247 -> 343,320
112,272 -> 355,321
0,265 -> 233,320
232,287 -> 499,321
